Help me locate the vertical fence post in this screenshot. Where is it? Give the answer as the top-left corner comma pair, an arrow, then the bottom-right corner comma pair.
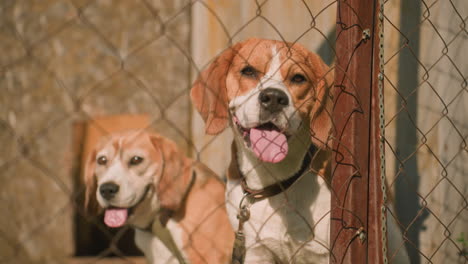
330,0 -> 384,263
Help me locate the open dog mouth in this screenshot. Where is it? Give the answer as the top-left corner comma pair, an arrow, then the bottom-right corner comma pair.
103,185 -> 151,228
234,116 -> 289,163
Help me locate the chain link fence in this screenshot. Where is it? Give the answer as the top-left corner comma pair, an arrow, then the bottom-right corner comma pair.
383,0 -> 467,263
0,0 -> 466,264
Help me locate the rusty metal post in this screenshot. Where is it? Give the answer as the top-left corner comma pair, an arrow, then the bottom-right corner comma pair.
330,0 -> 384,263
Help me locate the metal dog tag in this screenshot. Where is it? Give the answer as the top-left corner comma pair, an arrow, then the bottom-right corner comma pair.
232,230 -> 246,264
231,205 -> 250,264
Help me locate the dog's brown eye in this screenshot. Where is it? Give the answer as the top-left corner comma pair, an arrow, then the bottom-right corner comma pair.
240,66 -> 256,77
129,156 -> 144,166
97,156 -> 107,165
291,74 -> 307,84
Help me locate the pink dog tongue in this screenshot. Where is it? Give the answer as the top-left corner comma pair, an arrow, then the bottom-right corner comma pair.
104,208 -> 128,228
250,128 -> 288,163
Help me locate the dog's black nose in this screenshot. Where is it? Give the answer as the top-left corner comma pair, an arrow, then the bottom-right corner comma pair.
259,88 -> 289,113
99,182 -> 119,200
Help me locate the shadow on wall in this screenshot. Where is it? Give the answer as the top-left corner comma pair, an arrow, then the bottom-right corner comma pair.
316,28 -> 336,66
395,1 -> 429,263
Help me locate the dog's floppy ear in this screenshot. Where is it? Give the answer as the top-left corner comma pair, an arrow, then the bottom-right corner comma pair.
150,134 -> 192,212
191,42 -> 244,135
83,148 -> 99,214
308,52 -> 334,149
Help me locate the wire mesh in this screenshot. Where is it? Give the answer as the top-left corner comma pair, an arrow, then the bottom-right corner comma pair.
0,0 -> 466,264
383,0 -> 467,263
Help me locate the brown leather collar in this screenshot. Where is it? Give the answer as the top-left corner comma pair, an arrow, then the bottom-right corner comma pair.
239,145 -> 317,202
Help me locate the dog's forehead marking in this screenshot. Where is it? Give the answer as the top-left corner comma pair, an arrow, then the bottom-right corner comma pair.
258,45 -> 288,91
266,45 -> 282,81
117,137 -> 124,158
121,131 -> 150,149
112,139 -> 120,152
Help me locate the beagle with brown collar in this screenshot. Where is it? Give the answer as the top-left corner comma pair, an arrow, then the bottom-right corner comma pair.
84,130 -> 233,264
191,38 -> 409,263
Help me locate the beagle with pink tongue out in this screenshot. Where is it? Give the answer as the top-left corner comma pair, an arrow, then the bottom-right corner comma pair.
84,130 -> 233,264
192,38 -> 409,264
192,38 -> 334,263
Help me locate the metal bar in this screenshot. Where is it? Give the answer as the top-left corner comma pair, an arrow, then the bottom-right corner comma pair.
331,0 -> 384,263
368,1 -> 386,263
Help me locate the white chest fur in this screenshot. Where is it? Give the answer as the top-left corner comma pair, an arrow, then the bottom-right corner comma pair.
226,171 -> 331,264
